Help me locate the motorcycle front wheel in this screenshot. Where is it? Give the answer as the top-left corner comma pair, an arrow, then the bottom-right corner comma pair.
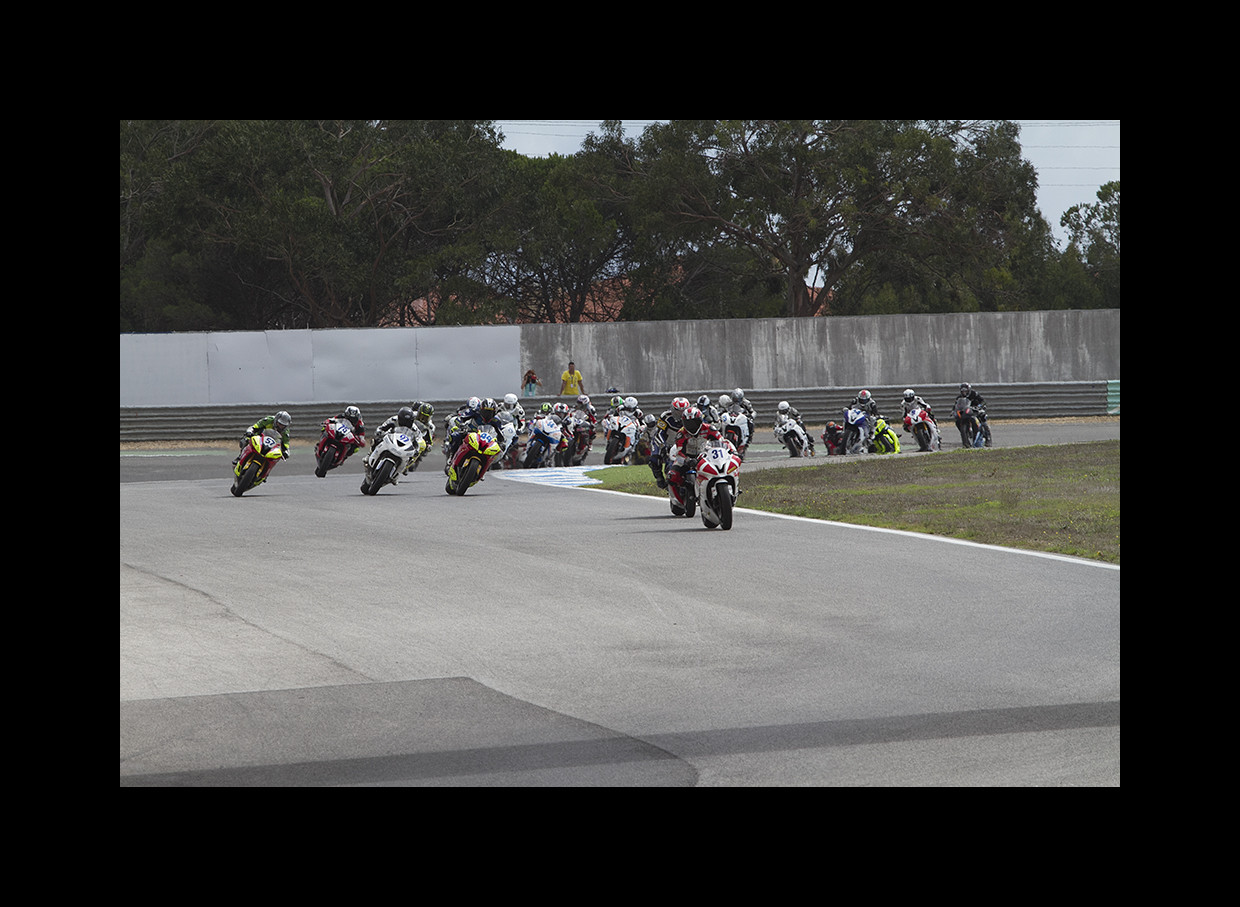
716,486 -> 733,529
232,461 -> 258,496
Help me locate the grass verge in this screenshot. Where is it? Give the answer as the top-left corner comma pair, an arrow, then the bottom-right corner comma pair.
589,440 -> 1119,564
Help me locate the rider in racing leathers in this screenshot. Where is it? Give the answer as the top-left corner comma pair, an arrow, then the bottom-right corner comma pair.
648,396 -> 691,488
235,410 -> 292,464
665,406 -> 724,511
956,382 -> 992,446
370,406 -> 431,475
444,397 -> 506,472
776,400 -> 816,455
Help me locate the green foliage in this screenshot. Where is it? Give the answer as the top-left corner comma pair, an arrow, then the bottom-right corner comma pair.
120,120 -> 1119,331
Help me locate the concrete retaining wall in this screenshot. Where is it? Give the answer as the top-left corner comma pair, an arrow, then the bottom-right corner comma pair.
120,310 -> 1119,410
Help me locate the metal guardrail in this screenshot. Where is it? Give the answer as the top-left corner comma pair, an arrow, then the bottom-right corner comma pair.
120,382 -> 1116,442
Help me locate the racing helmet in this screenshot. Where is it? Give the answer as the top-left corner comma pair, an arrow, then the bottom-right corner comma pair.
344,405 -> 361,423
274,411 -> 291,431
777,401 -> 790,414
503,393 -> 519,410
904,389 -> 915,402
696,394 -> 711,409
960,383 -> 971,395
552,402 -> 570,416
732,388 -> 745,401
624,396 -> 638,410
610,395 -> 624,409
466,396 -> 481,412
540,402 -> 553,414
480,398 -> 498,420
718,394 -> 732,409
577,394 -> 590,408
857,390 -> 871,404
671,397 -> 690,414
397,407 -> 415,428
416,402 -> 434,424
683,407 -> 704,436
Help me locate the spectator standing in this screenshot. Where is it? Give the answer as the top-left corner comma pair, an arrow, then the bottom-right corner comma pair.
559,361 -> 585,397
522,369 -> 542,397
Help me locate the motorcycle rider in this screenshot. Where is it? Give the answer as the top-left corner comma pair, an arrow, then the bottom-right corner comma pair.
329,405 -> 366,459
666,406 -> 724,512
900,388 -> 936,427
776,400 -> 816,455
821,420 -> 845,455
694,394 -> 721,426
445,397 -> 506,472
367,406 -> 422,479
371,406 -> 433,476
564,393 -> 597,460
730,388 -> 758,425
649,396 -> 691,489
235,410 -> 291,464
718,393 -> 758,456
956,382 -> 992,446
846,389 -> 880,450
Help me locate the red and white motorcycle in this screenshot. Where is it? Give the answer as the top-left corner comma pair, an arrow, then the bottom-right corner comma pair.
695,440 -> 742,530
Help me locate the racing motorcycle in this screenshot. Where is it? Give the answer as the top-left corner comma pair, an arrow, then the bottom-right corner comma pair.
361,426 -> 424,495
695,440 -> 742,530
445,429 -> 502,495
903,405 -> 941,452
842,406 -> 873,455
557,411 -> 594,467
315,417 -> 362,477
820,421 -> 846,456
720,409 -> 753,460
230,428 -> 285,496
954,396 -> 989,448
773,412 -> 809,457
523,416 -> 564,469
871,416 -> 901,455
602,410 -> 641,465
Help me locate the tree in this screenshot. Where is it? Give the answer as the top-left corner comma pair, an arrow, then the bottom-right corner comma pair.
1061,181 -> 1120,308
619,119 -> 1047,317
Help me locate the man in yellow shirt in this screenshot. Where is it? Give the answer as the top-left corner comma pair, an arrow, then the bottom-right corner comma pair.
560,360 -> 585,397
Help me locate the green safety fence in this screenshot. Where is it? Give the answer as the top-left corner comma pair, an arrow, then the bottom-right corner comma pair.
1107,380 -> 1121,415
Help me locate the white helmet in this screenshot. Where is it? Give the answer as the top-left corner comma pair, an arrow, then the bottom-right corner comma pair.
777,401 -> 790,413
718,394 -> 732,409
503,393 -> 519,409
624,396 -> 638,410
732,388 -> 745,401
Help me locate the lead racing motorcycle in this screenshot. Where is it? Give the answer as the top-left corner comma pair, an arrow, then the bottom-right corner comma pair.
695,440 -> 742,530
231,428 -> 286,496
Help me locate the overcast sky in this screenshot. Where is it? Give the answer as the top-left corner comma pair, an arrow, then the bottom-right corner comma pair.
496,119 -> 1119,248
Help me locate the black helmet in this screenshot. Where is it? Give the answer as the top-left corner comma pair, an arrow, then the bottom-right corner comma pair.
481,397 -> 498,420
397,407 -> 415,428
